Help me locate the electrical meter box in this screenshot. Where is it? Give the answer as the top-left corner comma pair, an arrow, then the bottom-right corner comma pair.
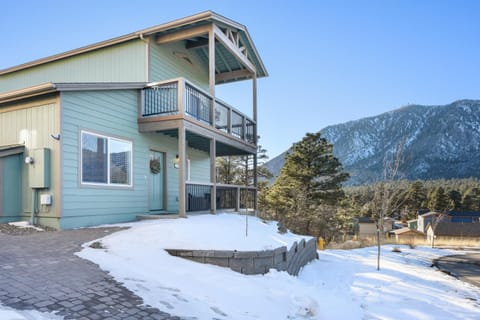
29,148 -> 51,189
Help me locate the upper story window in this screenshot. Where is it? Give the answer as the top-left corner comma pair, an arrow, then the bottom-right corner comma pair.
81,131 -> 132,187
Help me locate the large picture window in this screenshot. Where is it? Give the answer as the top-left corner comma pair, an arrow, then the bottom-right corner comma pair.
81,131 -> 132,186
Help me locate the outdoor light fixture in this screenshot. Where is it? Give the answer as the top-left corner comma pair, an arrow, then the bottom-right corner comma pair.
173,154 -> 180,169
25,156 -> 34,165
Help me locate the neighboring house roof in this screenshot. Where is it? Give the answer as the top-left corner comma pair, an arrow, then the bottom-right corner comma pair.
0,11 -> 268,82
419,211 -> 443,218
391,228 -> 424,236
448,211 -> 480,218
0,82 -> 147,104
355,217 -> 375,223
430,221 -> 480,237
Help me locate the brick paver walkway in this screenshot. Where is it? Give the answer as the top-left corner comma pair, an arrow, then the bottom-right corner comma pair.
0,228 -> 179,319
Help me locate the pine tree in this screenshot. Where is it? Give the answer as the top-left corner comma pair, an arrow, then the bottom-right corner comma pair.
447,189 -> 462,211
429,186 -> 449,212
461,187 -> 480,211
406,180 -> 427,218
266,132 -> 349,234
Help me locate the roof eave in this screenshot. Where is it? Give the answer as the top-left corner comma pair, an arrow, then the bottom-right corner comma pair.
0,83 -> 57,104
0,82 -> 148,104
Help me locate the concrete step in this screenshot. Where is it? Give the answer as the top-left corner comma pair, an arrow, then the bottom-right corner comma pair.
137,214 -> 181,220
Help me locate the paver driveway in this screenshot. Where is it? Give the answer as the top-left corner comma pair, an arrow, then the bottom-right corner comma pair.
0,227 -> 179,320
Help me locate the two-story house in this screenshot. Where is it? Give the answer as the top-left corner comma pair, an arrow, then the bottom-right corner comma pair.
0,11 -> 268,229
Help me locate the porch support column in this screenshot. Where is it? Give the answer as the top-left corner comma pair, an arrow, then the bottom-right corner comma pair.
252,73 -> 258,213
208,26 -> 215,97
178,124 -> 187,218
210,138 -> 217,214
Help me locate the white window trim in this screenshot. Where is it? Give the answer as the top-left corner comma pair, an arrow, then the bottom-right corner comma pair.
80,130 -> 133,187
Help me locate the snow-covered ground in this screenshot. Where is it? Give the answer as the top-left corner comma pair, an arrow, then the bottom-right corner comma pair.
2,214 -> 480,319
0,305 -> 61,320
76,214 -> 480,320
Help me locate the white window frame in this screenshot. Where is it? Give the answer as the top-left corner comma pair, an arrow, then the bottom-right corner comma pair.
80,130 -> 133,187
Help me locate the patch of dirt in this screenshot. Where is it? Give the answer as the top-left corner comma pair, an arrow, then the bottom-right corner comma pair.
0,223 -> 56,235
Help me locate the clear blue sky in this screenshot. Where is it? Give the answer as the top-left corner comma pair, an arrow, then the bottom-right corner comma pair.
2,0 -> 479,158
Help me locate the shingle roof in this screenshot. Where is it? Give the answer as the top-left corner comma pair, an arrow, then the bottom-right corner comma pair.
432,222 -> 480,237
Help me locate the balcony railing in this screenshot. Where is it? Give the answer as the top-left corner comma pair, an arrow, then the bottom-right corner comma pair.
186,182 -> 256,212
142,78 -> 256,145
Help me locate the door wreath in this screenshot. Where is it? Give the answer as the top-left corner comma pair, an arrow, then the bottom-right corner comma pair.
150,158 -> 161,174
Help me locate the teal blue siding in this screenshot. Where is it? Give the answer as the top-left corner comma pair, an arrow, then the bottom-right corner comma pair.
0,154 -> 22,222
61,90 -> 210,229
1,40 -> 147,94
188,148 -> 210,183
149,41 -> 209,90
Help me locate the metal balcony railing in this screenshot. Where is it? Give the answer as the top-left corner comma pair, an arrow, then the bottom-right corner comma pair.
186,182 -> 256,212
142,78 -> 256,145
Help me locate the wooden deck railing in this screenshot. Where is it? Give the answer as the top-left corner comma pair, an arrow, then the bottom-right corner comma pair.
142,78 -> 256,145
186,182 -> 256,212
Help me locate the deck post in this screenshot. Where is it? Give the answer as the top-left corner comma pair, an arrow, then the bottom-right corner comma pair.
210,138 -> 217,214
208,26 -> 215,97
178,124 -> 187,217
252,73 -> 258,214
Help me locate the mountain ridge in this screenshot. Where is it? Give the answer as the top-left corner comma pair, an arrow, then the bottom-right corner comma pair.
265,99 -> 480,186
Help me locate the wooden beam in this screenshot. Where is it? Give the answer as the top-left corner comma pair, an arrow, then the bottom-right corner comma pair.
156,24 -> 212,45
208,29 -> 215,97
213,25 -> 256,73
186,38 -> 220,49
216,69 -> 252,83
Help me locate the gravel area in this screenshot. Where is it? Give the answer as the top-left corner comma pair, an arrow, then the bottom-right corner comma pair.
0,222 -> 56,235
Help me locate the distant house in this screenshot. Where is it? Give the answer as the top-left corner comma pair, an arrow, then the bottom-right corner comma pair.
417,211 -> 445,232
355,217 -> 376,238
426,221 -> 480,245
354,217 -> 394,238
0,11 -> 268,229
390,227 -> 425,243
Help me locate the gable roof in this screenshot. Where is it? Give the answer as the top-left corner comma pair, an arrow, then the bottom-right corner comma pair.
391,227 -> 424,236
0,11 -> 268,83
419,211 -> 443,218
430,221 -> 480,237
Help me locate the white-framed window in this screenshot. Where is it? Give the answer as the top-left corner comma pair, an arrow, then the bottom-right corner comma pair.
81,131 -> 133,187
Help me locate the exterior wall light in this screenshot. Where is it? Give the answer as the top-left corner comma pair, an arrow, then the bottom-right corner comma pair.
173,154 -> 180,169
25,156 -> 34,165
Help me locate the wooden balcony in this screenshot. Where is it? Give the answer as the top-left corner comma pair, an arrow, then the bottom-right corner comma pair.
139,78 -> 256,147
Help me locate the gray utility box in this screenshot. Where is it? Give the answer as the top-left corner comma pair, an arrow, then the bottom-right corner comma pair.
29,148 -> 50,189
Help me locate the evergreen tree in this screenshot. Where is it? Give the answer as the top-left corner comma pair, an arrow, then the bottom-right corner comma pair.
406,180 -> 427,218
447,189 -> 462,210
428,186 -> 449,212
461,187 -> 480,211
266,132 -> 349,235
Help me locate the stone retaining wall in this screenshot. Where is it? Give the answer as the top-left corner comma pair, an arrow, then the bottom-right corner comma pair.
166,237 -> 318,276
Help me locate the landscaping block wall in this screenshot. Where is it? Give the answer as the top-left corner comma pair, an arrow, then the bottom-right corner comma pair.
166,237 -> 318,276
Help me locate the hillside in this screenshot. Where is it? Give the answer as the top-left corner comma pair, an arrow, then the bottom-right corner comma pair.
265,99 -> 480,186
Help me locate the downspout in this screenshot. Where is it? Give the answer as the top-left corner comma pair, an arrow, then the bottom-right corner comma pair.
30,189 -> 38,225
